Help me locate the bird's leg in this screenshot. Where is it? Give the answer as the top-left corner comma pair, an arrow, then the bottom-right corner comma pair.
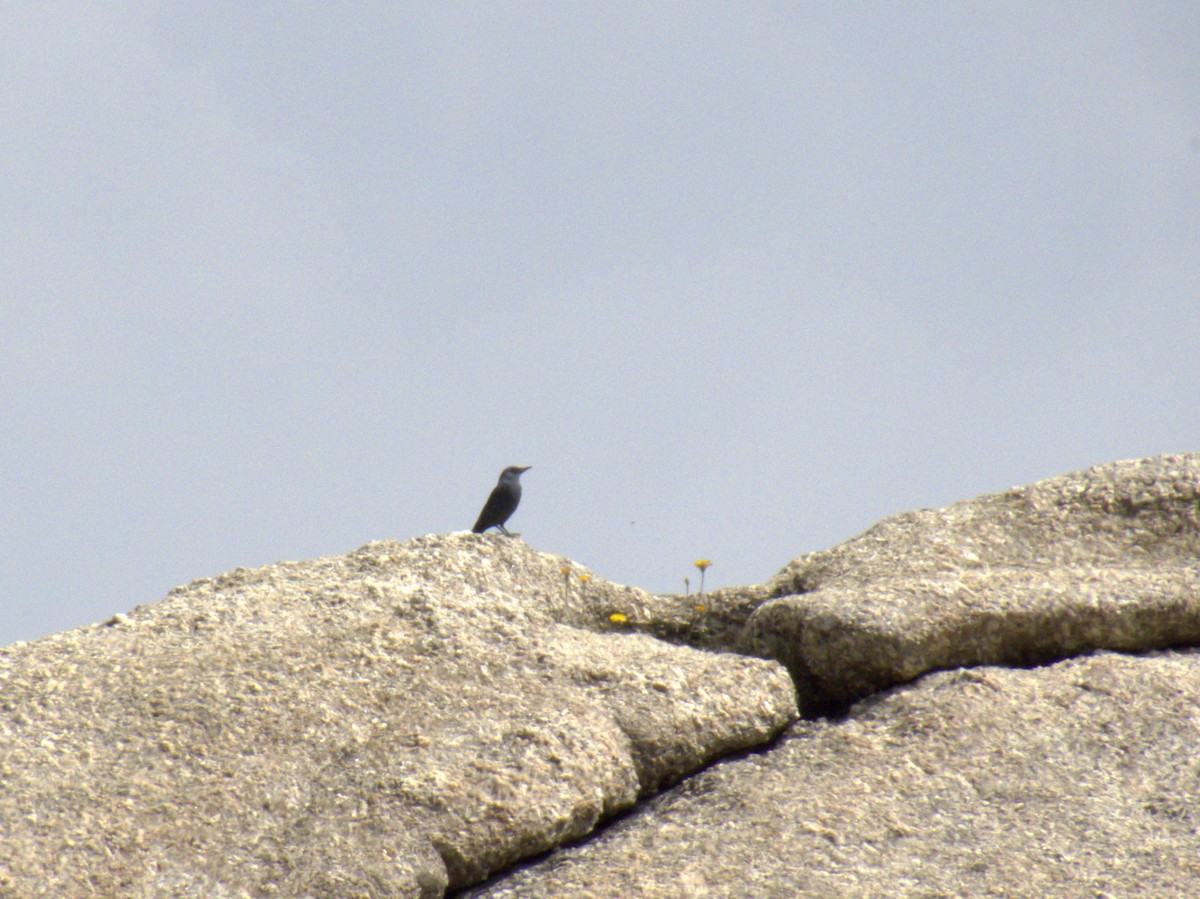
497,525 -> 512,536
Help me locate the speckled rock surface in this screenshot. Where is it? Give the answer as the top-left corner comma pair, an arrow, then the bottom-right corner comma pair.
466,649 -> 1200,898
739,454 -> 1200,711
0,535 -> 797,897
5,454 -> 1199,898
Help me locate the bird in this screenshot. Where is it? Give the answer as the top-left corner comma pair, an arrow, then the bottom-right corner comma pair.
472,465 -> 531,535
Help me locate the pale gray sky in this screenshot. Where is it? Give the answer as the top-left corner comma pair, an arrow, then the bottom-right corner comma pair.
3,4 -> 1198,645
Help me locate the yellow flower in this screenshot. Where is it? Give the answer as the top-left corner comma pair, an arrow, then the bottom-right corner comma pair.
694,560 -> 712,600
609,612 -> 627,624
560,565 -> 571,575
694,605 -> 706,613
579,573 -> 592,582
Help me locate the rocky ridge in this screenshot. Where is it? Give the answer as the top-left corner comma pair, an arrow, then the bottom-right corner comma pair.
1,453 -> 1198,897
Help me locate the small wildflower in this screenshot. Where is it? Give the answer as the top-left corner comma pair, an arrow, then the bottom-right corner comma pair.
579,573 -> 592,583
609,612 -> 627,624
694,605 -> 706,614
694,560 -> 712,600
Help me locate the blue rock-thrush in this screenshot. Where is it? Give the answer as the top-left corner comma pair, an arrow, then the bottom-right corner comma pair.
472,466 -> 531,535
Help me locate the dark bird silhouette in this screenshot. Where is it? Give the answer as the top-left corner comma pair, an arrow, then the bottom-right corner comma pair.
472,465 -> 531,535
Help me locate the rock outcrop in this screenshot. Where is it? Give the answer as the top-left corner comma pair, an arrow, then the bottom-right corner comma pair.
2,453 -> 1198,897
467,649 -> 1200,897
0,536 -> 796,896
739,453 -> 1200,712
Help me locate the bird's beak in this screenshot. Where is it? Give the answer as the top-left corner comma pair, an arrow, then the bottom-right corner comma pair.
519,466 -> 532,472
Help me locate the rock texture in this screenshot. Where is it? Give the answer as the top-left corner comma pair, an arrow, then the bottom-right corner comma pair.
466,648 -> 1200,898
0,536 -> 797,897
740,454 -> 1200,711
3,453 -> 1199,897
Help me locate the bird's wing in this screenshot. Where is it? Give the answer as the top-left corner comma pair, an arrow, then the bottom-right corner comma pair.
473,485 -> 509,532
